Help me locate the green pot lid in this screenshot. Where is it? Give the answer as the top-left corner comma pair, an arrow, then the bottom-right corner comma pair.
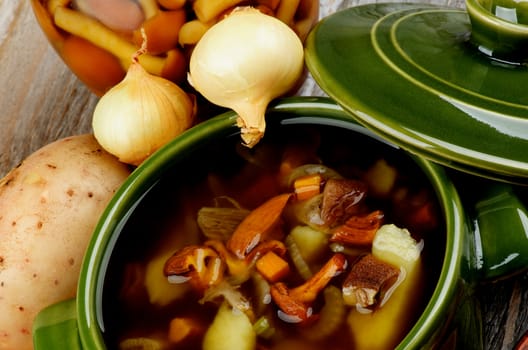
305,2 -> 528,184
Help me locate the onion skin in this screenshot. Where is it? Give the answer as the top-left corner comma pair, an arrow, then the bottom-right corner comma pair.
93,59 -> 195,166
188,7 -> 305,148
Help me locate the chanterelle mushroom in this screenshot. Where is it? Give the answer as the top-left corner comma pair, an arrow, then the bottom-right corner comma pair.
330,210 -> 385,246
164,245 -> 225,292
270,253 -> 347,323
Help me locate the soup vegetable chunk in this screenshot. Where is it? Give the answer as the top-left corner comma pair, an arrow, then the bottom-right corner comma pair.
102,123 -> 444,350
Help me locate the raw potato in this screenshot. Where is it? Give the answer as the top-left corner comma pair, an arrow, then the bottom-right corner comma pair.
0,134 -> 131,350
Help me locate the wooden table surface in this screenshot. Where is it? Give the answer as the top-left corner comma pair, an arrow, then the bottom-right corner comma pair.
1,1 -> 527,349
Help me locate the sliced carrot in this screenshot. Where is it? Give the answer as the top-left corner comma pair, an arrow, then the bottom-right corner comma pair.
168,317 -> 205,344
61,35 -> 125,96
133,9 -> 186,55
293,174 -> 322,201
256,251 -> 290,283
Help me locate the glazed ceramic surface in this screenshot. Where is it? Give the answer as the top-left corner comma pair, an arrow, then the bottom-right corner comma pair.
466,0 -> 528,59
305,3 -> 528,184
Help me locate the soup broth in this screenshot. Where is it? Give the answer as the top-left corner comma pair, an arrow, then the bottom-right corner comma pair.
101,118 -> 446,350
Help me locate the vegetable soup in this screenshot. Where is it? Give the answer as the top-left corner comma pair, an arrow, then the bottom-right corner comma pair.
101,118 -> 446,350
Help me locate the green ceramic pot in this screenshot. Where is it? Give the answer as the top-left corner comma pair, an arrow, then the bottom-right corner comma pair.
32,97 -> 528,350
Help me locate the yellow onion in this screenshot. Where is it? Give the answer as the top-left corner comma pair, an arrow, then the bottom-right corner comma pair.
92,47 -> 195,166
188,7 -> 305,148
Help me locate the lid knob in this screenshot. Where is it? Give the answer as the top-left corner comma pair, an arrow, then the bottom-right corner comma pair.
466,0 -> 528,62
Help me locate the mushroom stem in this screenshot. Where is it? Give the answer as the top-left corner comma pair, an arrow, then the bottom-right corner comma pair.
290,253 -> 347,303
270,253 -> 347,322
